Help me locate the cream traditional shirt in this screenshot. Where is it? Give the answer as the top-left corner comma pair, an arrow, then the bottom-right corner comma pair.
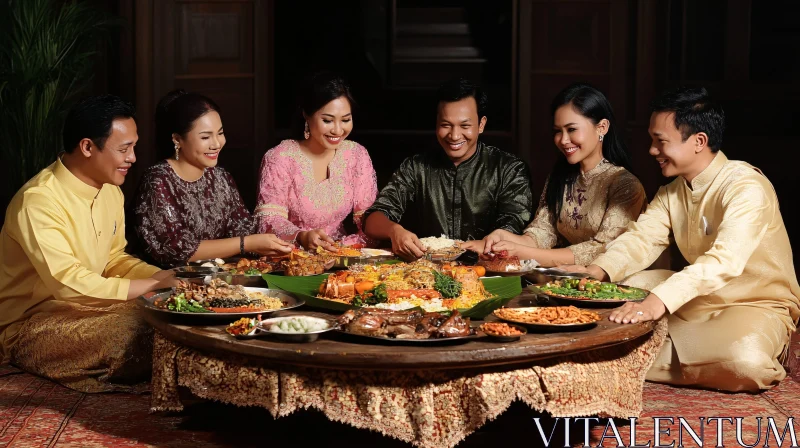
524,160 -> 646,265
0,159 -> 160,361
593,152 -> 800,322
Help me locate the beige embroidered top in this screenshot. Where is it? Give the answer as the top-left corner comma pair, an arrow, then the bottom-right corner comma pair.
592,152 -> 800,321
523,160 -> 647,265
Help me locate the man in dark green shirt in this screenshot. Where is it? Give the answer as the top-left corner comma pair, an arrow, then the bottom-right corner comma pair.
364,78 -> 533,260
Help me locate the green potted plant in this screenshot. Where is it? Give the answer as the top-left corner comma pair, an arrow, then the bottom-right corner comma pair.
0,0 -> 117,210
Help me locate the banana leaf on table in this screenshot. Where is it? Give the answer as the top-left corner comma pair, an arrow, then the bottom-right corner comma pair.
262,273 -> 522,319
459,276 -> 522,318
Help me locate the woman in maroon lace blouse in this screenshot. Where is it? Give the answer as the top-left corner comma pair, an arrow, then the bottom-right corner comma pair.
134,90 -> 292,267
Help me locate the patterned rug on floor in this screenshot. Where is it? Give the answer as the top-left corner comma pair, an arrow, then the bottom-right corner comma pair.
586,380 -> 800,447
3,356 -> 800,447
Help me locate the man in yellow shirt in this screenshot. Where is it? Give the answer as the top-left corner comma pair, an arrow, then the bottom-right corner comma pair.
563,86 -> 800,391
0,95 -> 178,392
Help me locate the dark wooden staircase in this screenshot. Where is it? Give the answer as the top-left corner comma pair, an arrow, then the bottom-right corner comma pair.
389,2 -> 488,87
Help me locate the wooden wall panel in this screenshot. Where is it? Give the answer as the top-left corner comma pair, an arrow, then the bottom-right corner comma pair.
529,3 -> 610,74
176,2 -> 254,75
135,0 -> 272,210
518,0 -> 628,200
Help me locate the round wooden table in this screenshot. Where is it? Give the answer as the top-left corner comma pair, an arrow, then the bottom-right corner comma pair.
146,295 -> 667,448
142,295 -> 656,371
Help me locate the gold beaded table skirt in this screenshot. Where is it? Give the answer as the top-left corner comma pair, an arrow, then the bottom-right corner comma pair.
151,319 -> 667,448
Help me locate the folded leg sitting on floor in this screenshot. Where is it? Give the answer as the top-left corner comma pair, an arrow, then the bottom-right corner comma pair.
10,301 -> 153,393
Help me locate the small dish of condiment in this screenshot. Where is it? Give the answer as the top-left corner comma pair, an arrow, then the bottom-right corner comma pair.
257,315 -> 335,342
479,322 -> 527,342
225,317 -> 261,339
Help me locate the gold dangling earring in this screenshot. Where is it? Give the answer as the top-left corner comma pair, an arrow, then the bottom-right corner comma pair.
303,122 -> 310,140
174,141 -> 180,160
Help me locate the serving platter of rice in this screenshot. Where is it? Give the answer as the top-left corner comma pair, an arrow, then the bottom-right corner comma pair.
419,235 -> 465,261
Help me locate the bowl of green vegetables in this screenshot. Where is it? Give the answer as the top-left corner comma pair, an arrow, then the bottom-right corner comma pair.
257,315 -> 335,342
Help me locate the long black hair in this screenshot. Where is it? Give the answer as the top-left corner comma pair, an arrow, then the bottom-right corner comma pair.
291,71 -> 356,140
155,89 -> 221,160
545,83 -> 633,219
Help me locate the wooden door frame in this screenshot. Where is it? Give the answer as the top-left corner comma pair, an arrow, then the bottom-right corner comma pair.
126,0 -> 274,181
515,0 -> 532,170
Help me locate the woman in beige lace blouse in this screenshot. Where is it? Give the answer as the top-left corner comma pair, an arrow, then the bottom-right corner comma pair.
463,83 -> 646,266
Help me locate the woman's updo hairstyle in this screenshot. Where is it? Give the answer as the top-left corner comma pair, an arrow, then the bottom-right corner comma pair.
155,89 -> 221,160
292,71 -> 357,140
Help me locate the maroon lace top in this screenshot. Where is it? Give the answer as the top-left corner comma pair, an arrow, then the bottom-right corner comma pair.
134,160 -> 254,267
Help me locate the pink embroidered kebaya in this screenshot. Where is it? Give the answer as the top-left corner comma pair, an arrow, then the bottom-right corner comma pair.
255,139 -> 377,246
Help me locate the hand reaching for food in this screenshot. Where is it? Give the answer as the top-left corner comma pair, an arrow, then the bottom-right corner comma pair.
298,229 -> 337,252
154,274 -> 181,290
482,228 -> 516,253
388,226 -> 425,260
460,240 -> 485,254
151,269 -> 177,281
486,240 -> 521,258
556,264 -> 608,281
246,234 -> 294,255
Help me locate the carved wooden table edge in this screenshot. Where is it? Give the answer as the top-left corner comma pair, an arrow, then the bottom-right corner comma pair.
142,306 -> 657,371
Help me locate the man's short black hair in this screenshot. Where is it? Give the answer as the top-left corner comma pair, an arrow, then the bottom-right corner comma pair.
650,86 -> 725,152
436,78 -> 489,119
62,94 -> 136,153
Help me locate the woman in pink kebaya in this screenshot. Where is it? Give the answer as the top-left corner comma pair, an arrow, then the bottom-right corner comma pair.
255,72 -> 378,250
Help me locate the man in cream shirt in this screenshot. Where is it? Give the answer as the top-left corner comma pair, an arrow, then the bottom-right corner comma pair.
564,86 -> 800,392
0,95 -> 178,392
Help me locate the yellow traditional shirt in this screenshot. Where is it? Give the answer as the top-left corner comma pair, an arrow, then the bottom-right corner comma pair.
593,152 -> 800,322
0,159 -> 160,362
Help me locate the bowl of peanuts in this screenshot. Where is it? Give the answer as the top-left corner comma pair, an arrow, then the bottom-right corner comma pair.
478,322 -> 527,342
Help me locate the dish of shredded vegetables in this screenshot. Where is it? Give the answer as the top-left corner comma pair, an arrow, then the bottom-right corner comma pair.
538,278 -> 648,301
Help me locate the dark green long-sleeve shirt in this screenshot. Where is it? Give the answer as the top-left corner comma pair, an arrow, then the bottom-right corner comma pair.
364,142 -> 533,241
